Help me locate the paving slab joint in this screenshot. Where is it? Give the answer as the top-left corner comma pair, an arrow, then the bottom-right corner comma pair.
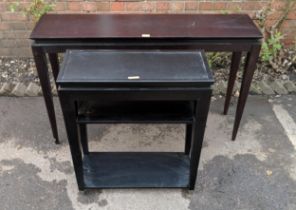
270,80 -> 288,95
283,81 -> 296,94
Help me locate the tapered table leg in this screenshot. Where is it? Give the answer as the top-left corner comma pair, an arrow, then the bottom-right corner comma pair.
232,45 -> 261,140
32,46 -> 60,144
48,53 -> 60,82
189,91 -> 212,190
59,94 -> 84,190
224,52 -> 242,115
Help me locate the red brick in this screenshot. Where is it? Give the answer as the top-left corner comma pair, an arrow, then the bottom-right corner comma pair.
68,2 -> 82,12
241,2 -> 267,11
10,47 -> 32,57
7,22 -> 27,30
14,30 -> 30,39
83,2 -> 97,12
282,39 -> 294,46
54,2 -> 66,11
156,1 -> 169,12
126,2 -> 144,12
0,48 -> 13,57
268,11 -> 283,21
19,2 -> 31,10
226,2 -> 242,11
144,2 -> 155,12
185,1 -> 198,11
0,3 -> 5,12
97,2 -> 110,12
281,20 -> 296,32
170,2 -> 185,12
215,2 -> 227,10
0,22 -> 10,30
287,8 -> 296,20
265,19 -> 277,29
1,12 -> 27,21
2,31 -> 15,39
16,39 -> 30,47
25,21 -> 35,30
0,39 -> 16,48
200,2 -> 227,11
199,2 -> 212,11
111,2 -> 125,12
270,1 -> 286,10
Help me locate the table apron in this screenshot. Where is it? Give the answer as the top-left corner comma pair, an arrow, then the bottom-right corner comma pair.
58,88 -> 212,101
32,39 -> 261,53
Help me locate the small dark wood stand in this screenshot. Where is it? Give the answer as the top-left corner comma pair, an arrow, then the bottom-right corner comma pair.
57,50 -> 213,190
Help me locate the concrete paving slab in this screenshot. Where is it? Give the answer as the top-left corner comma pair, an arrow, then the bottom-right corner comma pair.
0,96 -> 295,210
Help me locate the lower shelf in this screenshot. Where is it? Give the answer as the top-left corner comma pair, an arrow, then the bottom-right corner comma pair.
83,152 -> 190,189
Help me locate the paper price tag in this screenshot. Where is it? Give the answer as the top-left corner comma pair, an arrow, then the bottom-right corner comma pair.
141,34 -> 151,38
128,76 -> 140,80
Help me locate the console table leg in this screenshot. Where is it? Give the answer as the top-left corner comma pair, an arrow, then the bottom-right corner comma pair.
232,45 -> 261,140
59,95 -> 84,190
79,124 -> 89,155
48,53 -> 60,83
32,46 -> 60,144
189,91 -> 211,190
224,52 -> 242,115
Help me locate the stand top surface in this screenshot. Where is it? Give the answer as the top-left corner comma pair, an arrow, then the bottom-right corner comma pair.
57,50 -> 214,87
30,14 -> 262,40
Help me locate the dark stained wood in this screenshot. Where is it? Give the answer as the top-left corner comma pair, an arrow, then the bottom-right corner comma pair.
30,14 -> 262,40
58,92 -> 84,190
31,14 -> 262,142
32,46 -> 59,144
58,49 -> 213,189
83,152 -> 190,189
57,50 -> 213,88
48,53 -> 59,82
185,124 -> 192,155
79,124 -> 89,155
77,101 -> 194,124
224,52 -> 242,115
189,90 -> 211,189
232,44 -> 261,140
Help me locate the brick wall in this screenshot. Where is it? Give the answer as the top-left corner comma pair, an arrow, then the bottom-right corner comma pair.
0,0 -> 295,57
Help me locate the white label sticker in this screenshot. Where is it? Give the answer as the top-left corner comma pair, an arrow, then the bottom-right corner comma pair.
128,76 -> 140,80
141,34 -> 151,38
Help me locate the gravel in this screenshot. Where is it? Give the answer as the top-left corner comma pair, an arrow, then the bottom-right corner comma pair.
0,57 -> 40,85
207,47 -> 296,83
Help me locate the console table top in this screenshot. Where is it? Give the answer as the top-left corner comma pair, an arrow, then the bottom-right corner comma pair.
31,14 -> 262,40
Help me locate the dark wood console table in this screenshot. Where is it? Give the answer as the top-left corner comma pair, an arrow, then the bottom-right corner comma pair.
30,14 -> 262,143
